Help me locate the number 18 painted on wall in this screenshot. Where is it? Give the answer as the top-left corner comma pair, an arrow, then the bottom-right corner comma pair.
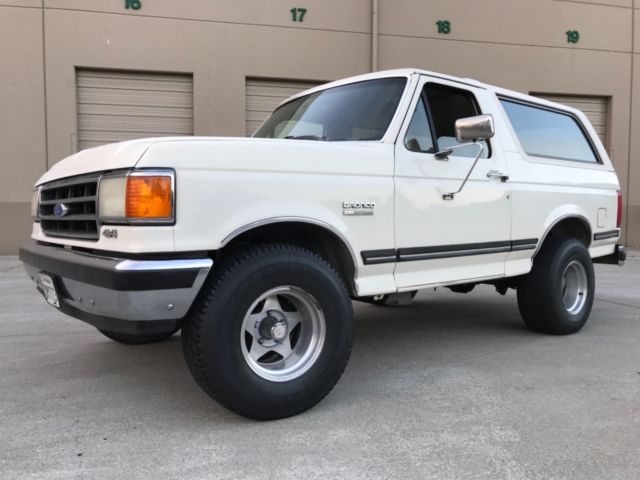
436,20 -> 451,34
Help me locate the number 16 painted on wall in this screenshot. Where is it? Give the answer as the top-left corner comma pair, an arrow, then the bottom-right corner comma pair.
125,0 -> 142,10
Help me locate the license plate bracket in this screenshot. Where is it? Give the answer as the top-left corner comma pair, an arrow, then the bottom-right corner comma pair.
39,273 -> 60,308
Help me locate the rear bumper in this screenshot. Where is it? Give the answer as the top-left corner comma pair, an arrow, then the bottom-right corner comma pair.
19,241 -> 212,335
593,243 -> 626,266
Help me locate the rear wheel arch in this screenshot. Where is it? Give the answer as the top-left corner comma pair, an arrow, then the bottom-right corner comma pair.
219,219 -> 358,295
534,215 -> 592,258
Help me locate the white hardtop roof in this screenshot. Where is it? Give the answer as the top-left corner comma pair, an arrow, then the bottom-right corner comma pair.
281,68 -> 583,117
282,68 -> 487,106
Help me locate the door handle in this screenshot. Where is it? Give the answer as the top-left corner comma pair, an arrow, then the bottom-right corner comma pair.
486,170 -> 509,182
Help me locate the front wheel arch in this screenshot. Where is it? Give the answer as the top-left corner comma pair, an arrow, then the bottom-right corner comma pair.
218,219 -> 358,295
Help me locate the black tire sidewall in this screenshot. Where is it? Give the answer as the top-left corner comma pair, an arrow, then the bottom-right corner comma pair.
546,239 -> 595,327
519,237 -> 595,334
193,247 -> 352,415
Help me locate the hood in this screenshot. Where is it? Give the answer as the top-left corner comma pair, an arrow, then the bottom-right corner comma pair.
35,138 -> 165,186
36,135 -> 393,185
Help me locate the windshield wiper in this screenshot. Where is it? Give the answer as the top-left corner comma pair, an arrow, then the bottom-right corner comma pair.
284,135 -> 327,141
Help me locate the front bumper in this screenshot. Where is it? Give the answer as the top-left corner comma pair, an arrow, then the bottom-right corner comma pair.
19,241 -> 212,335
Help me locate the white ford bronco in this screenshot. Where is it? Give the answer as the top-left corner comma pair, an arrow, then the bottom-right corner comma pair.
21,69 -> 626,419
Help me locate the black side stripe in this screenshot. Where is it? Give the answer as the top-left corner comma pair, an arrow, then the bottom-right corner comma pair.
361,238 -> 538,265
360,249 -> 397,265
511,238 -> 539,251
398,240 -> 511,262
593,229 -> 620,241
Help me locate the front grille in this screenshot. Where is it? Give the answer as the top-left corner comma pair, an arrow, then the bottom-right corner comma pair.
39,174 -> 100,241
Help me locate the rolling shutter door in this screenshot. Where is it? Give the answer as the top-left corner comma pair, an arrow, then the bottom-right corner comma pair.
533,94 -> 608,145
245,78 -> 321,136
76,69 -> 193,151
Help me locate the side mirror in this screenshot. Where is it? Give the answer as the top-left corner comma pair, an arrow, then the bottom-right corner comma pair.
455,114 -> 495,143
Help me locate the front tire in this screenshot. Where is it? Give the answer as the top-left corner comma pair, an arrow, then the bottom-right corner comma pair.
182,244 -> 353,420
517,236 -> 595,335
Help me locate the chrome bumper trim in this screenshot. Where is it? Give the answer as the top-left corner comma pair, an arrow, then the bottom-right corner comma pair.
115,258 -> 213,271
20,241 -> 212,324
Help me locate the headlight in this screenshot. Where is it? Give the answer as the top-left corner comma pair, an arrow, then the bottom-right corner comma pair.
98,176 -> 127,219
30,188 -> 40,218
99,170 -> 175,224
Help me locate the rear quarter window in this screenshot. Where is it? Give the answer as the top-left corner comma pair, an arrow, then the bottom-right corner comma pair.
500,98 -> 599,163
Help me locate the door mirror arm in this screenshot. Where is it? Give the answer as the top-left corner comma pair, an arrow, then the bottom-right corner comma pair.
441,142 -> 485,200
434,142 -> 478,160
438,114 -> 496,200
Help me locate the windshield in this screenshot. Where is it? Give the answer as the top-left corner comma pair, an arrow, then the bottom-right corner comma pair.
253,77 -> 407,141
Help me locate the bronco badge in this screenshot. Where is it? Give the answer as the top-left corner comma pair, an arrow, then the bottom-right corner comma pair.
342,201 -> 375,216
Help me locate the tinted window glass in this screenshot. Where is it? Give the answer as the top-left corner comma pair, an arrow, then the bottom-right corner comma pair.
404,97 -> 435,153
424,84 -> 488,158
500,99 -> 598,163
253,78 -> 407,141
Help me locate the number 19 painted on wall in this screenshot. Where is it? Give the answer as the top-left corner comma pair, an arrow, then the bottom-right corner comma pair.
566,30 -> 580,44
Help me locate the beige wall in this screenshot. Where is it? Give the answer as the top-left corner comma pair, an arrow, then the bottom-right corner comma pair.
1,0 -> 639,253
43,7 -> 370,163
379,0 -> 636,246
627,6 -> 640,251
0,5 -> 46,253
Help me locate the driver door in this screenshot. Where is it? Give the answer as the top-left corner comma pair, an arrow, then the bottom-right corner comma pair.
393,77 -> 512,288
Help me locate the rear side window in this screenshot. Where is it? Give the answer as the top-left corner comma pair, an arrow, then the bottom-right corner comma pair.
500,99 -> 599,163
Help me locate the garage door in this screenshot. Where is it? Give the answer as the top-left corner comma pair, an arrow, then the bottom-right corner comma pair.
76,69 -> 194,151
245,78 -> 321,136
532,94 -> 608,145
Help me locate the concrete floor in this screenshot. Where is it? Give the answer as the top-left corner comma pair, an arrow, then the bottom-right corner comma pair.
1,255 -> 638,480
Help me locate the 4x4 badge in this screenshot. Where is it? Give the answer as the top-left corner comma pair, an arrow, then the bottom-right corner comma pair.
102,228 -> 118,239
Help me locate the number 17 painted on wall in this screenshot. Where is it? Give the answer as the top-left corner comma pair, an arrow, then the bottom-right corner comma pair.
290,8 -> 307,22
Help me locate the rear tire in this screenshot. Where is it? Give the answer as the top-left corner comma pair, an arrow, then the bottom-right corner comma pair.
517,236 -> 595,335
181,244 -> 353,420
98,327 -> 179,345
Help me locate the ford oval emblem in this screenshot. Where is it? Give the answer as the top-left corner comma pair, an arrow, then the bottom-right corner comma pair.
53,203 -> 70,217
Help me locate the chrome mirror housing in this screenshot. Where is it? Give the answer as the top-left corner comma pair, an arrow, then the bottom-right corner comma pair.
455,114 -> 495,143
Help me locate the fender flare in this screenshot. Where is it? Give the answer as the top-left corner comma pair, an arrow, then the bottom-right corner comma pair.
219,216 -> 360,274
532,213 -> 592,257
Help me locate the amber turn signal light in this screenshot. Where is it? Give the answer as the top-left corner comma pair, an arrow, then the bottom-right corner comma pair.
125,175 -> 173,220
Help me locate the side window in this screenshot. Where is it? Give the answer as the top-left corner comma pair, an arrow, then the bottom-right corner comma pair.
424,83 -> 489,158
404,96 -> 435,153
403,82 -> 489,158
500,99 -> 598,163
